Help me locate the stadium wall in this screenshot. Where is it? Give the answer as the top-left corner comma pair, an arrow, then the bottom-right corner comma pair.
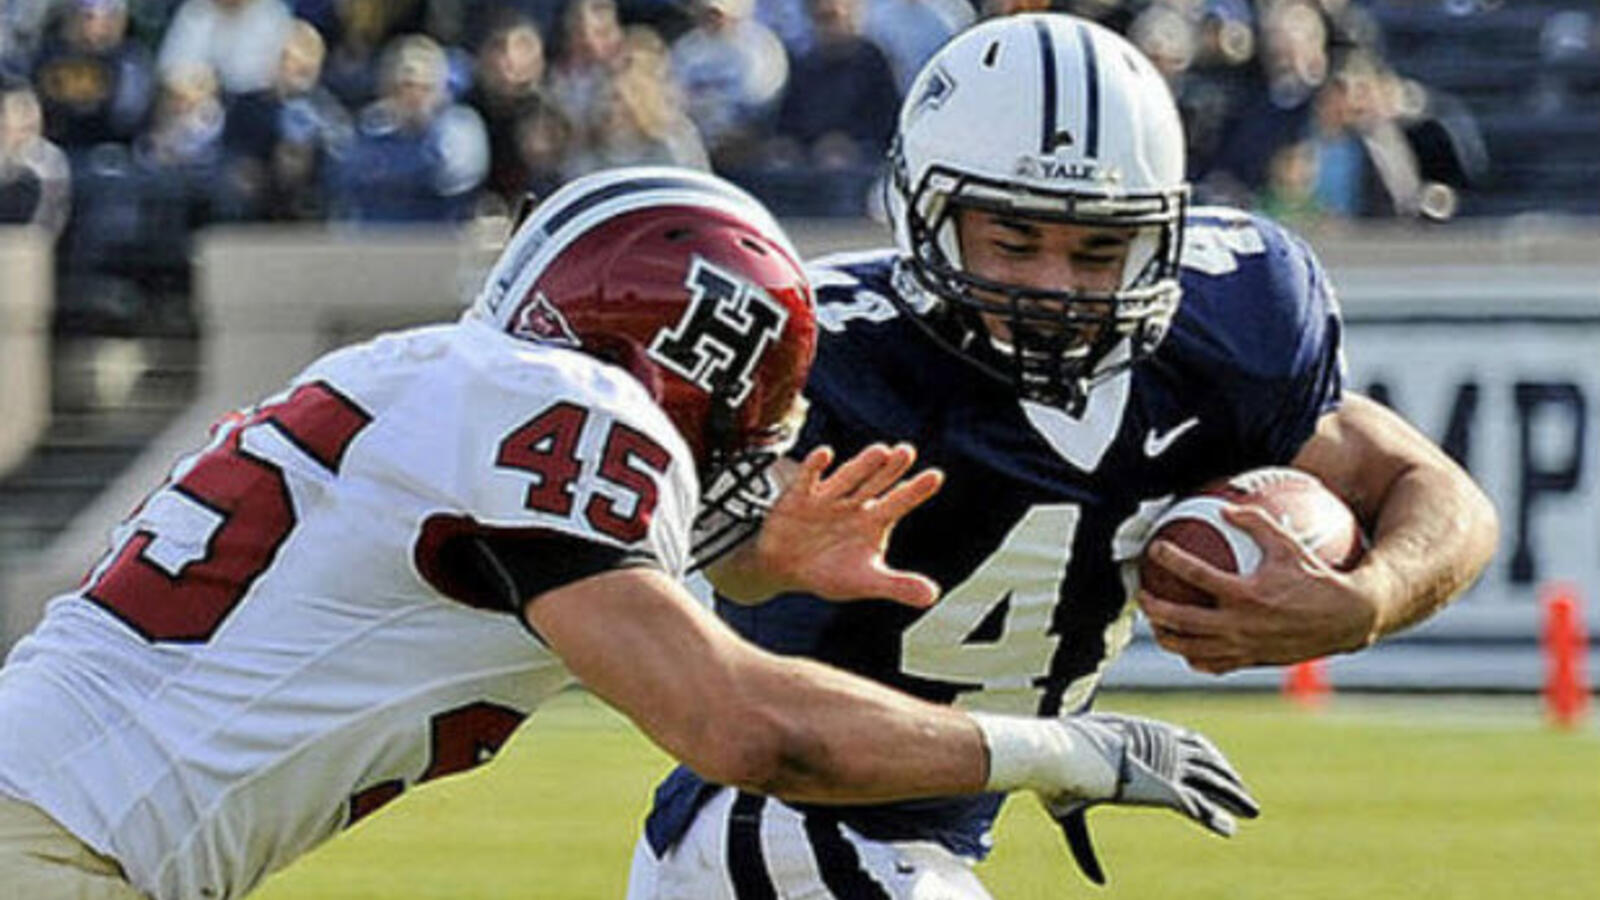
0,227 -> 51,478
4,219 -> 1598,692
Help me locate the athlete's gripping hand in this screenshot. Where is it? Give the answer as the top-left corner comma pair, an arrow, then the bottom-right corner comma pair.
974,711 -> 1260,886
1046,713 -> 1260,885
707,444 -> 945,608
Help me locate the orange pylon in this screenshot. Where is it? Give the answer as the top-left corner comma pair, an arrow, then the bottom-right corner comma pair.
1542,583 -> 1591,729
1283,658 -> 1331,708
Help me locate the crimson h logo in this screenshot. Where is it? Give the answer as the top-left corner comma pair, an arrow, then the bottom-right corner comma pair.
649,257 -> 788,405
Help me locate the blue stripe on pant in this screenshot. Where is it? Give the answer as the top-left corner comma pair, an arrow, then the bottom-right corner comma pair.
727,792 -> 891,900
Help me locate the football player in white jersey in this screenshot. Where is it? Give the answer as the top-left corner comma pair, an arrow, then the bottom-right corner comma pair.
629,14 -> 1497,900
0,167 -> 1258,900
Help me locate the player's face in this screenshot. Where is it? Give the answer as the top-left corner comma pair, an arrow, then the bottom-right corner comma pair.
954,207 -> 1134,344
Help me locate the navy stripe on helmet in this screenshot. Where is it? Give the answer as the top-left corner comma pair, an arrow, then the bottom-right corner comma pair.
540,173 -> 723,237
489,171 -> 744,314
1077,22 -> 1101,159
1033,19 -> 1058,155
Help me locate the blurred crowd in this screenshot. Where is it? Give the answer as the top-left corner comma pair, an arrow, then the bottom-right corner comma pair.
0,0 -> 1559,331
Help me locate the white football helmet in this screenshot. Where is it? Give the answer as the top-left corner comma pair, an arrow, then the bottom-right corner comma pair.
886,13 -> 1189,409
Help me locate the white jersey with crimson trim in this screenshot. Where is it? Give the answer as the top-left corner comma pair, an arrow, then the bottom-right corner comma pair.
0,319 -> 698,900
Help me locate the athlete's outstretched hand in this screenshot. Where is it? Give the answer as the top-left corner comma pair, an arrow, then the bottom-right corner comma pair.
1042,713 -> 1261,885
707,444 -> 945,608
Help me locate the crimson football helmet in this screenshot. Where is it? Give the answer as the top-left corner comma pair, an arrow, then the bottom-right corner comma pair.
469,167 -> 816,564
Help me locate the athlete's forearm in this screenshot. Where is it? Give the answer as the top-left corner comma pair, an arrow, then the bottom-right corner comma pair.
529,567 -> 984,800
1294,393 -> 1500,651
1350,461 -> 1498,646
529,567 -> 1129,805
725,652 -> 990,802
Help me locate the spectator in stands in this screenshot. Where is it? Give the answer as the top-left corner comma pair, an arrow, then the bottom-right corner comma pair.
510,84 -> 573,199
1260,0 -> 1331,117
71,60 -> 230,310
769,0 -> 897,169
1181,0 -> 1256,178
862,0 -> 971,94
1255,139 -> 1328,230
518,93 -> 575,189
2,0 -> 56,66
158,0 -> 295,96
1399,80 -> 1486,203
0,81 -> 72,235
1128,3 -> 1195,87
1312,0 -> 1384,64
669,0 -> 787,167
0,30 -> 20,84
1533,9 -> 1595,115
319,0 -> 391,109
31,0 -> 155,150
1198,0 -> 1255,67
562,26 -> 707,177
547,0 -> 625,131
1303,56 -> 1366,218
465,14 -> 558,206
135,60 -> 239,222
330,34 -> 488,222
1303,53 -> 1432,219
453,0 -> 567,51
1201,0 -> 1330,204
752,0 -> 814,60
136,60 -> 225,171
222,18 -> 352,219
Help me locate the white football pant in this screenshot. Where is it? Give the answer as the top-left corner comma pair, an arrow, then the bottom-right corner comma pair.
627,787 -> 993,900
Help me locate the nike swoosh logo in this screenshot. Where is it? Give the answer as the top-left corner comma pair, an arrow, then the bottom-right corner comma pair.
1144,417 -> 1201,457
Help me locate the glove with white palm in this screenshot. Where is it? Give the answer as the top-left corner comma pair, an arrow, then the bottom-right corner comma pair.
973,711 -> 1260,886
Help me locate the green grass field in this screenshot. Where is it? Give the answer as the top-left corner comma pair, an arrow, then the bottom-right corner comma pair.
254,690 -> 1599,899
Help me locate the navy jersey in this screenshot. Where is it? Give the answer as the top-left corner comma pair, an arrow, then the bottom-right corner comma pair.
646,208 -> 1345,858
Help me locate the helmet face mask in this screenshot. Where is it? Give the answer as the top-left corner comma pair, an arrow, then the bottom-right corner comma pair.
887,14 -> 1190,410
689,386 -> 799,567
472,167 -> 817,566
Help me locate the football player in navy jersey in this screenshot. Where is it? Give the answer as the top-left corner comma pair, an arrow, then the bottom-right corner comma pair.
630,14 -> 1497,899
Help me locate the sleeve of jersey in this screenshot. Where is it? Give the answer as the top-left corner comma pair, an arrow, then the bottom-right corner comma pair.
412,369 -> 700,614
416,523 -> 661,620
1241,220 -> 1347,463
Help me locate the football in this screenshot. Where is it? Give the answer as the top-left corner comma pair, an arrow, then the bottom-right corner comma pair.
1138,467 -> 1364,607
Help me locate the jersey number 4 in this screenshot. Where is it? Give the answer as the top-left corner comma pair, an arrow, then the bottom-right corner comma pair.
84,382 -> 373,642
900,506 -> 1076,715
